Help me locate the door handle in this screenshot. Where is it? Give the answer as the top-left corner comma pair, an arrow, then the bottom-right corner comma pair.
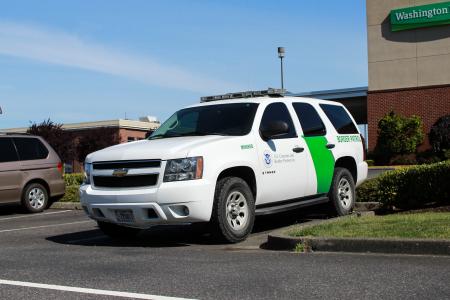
326,144 -> 335,149
292,147 -> 304,153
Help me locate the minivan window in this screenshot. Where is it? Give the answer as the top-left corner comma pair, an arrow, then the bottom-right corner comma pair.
0,137 -> 19,163
292,103 -> 326,137
320,104 -> 359,134
149,103 -> 259,139
260,102 -> 297,139
13,138 -> 49,161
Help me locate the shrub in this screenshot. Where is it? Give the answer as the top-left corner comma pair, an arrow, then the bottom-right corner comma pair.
429,115 -> 450,153
356,178 -> 380,202
444,149 -> 450,160
390,155 -> 417,165
374,112 -> 424,164
416,150 -> 442,165
59,185 -> 80,202
357,161 -> 450,209
63,173 -> 84,186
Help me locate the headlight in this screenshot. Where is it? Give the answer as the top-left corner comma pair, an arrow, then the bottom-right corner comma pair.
83,162 -> 92,184
164,157 -> 203,182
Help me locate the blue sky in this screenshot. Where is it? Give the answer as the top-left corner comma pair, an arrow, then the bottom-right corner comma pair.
0,0 -> 367,128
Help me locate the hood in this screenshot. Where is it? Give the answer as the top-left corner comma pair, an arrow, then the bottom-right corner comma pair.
86,135 -> 231,162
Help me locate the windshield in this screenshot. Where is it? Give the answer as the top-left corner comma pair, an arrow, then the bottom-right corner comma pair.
149,103 -> 259,140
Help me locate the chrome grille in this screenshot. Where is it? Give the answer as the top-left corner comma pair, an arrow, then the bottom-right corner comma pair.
93,160 -> 161,170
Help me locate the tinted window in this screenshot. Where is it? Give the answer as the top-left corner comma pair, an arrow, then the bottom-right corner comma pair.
0,137 -> 19,163
149,103 -> 259,139
259,102 -> 297,139
13,138 -> 49,161
292,103 -> 326,137
320,104 -> 358,134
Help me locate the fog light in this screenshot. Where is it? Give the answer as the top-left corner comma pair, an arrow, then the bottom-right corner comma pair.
169,205 -> 189,217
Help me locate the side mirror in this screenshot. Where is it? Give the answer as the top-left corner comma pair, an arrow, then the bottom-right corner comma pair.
260,121 -> 289,140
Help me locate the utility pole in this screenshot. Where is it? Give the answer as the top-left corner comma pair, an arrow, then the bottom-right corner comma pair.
278,47 -> 285,91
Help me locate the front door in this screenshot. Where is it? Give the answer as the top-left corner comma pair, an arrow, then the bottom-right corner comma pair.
0,137 -> 22,204
255,102 -> 310,205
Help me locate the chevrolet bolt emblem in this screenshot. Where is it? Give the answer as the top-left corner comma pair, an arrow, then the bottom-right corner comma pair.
112,168 -> 128,177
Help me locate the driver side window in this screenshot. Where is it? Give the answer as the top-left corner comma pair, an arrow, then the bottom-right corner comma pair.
259,102 -> 297,139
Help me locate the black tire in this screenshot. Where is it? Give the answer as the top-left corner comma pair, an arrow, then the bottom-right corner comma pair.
21,183 -> 49,213
97,221 -> 141,240
210,177 -> 255,243
328,167 -> 356,216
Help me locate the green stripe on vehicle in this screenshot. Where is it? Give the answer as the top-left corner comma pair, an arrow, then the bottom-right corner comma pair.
303,136 -> 335,194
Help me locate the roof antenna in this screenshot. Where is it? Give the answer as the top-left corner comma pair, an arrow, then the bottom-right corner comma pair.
278,47 -> 285,93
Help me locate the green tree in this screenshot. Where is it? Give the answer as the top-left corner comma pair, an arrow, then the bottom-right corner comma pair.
375,111 -> 424,163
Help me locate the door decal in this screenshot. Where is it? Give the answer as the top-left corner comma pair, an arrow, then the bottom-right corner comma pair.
303,136 -> 335,194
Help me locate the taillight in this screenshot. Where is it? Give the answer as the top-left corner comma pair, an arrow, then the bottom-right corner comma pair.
57,162 -> 63,175
360,134 -> 367,161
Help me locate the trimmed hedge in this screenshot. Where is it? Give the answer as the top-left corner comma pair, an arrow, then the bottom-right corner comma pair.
59,185 -> 80,202
63,173 -> 84,186
357,161 -> 450,209
60,173 -> 83,202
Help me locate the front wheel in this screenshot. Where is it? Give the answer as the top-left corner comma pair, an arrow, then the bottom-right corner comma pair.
328,167 -> 355,216
210,177 -> 255,243
97,221 -> 141,240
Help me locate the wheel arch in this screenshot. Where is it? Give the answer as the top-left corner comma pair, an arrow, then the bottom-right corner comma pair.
216,166 -> 257,200
22,178 -> 51,197
334,156 -> 357,183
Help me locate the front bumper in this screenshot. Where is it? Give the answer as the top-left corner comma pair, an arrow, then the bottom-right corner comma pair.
79,180 -> 215,228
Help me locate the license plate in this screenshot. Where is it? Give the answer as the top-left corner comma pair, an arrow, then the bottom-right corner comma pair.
115,210 -> 135,223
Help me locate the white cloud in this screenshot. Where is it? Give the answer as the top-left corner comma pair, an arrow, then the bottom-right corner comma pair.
0,21 -> 239,93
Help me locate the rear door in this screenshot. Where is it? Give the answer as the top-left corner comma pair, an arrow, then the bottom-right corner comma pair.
292,102 -> 335,196
0,137 -> 22,203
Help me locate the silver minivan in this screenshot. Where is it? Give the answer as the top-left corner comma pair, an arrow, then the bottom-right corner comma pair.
0,134 -> 65,213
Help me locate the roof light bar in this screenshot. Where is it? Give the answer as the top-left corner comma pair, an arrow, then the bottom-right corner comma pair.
200,88 -> 286,102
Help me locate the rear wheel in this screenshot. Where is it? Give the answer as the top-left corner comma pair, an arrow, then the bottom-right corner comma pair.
22,183 -> 48,213
210,177 -> 255,243
328,167 -> 355,216
97,221 -> 141,240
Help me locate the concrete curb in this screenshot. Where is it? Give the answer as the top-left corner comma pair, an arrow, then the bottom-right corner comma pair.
267,233 -> 450,256
50,202 -> 83,210
354,202 -> 381,211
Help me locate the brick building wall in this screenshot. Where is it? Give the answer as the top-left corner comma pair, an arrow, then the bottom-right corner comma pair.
119,128 -> 149,143
367,84 -> 450,151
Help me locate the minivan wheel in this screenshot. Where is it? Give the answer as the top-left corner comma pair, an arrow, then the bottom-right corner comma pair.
97,221 -> 141,240
210,177 -> 255,243
328,167 -> 355,216
22,183 -> 48,213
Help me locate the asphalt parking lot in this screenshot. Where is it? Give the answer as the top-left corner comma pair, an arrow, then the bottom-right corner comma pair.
0,206 -> 449,300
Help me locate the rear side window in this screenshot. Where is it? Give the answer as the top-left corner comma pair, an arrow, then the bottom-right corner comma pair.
13,138 -> 49,161
0,137 -> 19,163
320,104 -> 358,134
260,102 -> 297,139
292,103 -> 326,136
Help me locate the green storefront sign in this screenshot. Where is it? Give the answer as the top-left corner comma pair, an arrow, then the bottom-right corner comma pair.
390,1 -> 450,31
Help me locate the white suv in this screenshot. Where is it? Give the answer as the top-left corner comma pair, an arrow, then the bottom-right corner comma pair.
80,89 -> 368,243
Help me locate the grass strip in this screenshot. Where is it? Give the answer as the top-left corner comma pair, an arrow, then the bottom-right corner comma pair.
289,212 -> 450,240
